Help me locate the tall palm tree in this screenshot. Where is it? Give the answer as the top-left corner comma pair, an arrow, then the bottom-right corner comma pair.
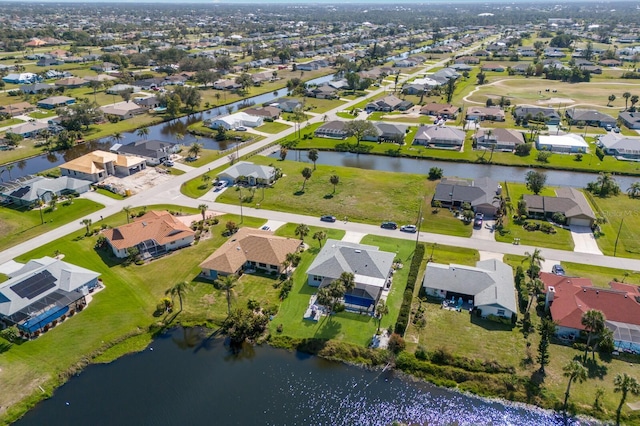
165,281 -> 189,312
330,174 -> 339,194
188,142 -> 202,159
198,204 -> 208,222
522,248 -> 544,279
614,373 -> 640,425
40,129 -> 52,152
581,309 -> 605,361
301,167 -> 312,191
81,218 -> 92,235
623,92 -> 632,110
627,182 -> 640,198
313,230 -> 327,248
122,205 -> 132,224
295,223 -> 309,241
308,149 -> 319,170
562,360 -> 588,413
215,274 -> 238,316
597,172 -> 614,196
338,271 -> 356,293
375,301 -> 389,333
136,127 -> 150,140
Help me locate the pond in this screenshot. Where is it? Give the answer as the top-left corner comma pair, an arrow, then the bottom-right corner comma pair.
14,327 -> 593,426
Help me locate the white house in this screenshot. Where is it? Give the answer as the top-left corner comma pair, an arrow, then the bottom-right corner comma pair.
208,112 -> 263,130
536,134 -> 588,153
217,161 -> 276,186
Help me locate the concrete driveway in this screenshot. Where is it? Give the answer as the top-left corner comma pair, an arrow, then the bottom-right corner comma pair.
570,225 -> 603,255
471,219 -> 496,241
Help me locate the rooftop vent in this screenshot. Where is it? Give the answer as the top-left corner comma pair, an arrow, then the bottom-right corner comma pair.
355,250 -> 361,253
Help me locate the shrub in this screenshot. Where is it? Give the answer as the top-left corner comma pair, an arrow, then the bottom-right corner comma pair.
388,333 -> 406,354
415,345 -> 428,360
394,244 -> 425,336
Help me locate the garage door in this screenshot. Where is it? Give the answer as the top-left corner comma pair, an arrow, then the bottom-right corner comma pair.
569,218 -> 592,227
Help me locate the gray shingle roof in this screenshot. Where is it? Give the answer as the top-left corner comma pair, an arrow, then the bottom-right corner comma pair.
218,161 -> 275,181
433,177 -> 500,208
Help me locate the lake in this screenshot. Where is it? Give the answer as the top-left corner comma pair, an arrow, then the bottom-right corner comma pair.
15,327 -> 593,426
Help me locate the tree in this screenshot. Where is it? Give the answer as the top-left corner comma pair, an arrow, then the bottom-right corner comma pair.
608,94 -> 617,107
279,147 -> 288,161
136,127 -> 149,140
592,172 -> 620,197
537,317 -> 555,375
522,248 -> 544,280
308,149 -> 319,170
525,170 -> 547,195
477,72 -> 486,85
329,174 -> 339,193
198,203 -> 208,222
428,167 -> 443,180
536,150 -> 552,163
301,167 -> 312,191
313,230 -> 327,248
165,281 -> 188,312
581,309 -> 605,361
215,274 -> 239,316
445,77 -> 457,103
614,373 -> 640,425
166,94 -> 181,117
81,218 -> 92,235
338,271 -> 355,293
562,360 -> 588,413
623,92 -> 632,110
344,120 -> 377,146
88,80 -> 102,103
123,205 -> 132,224
188,142 -> 203,159
375,301 -> 389,333
295,223 -> 309,241
628,182 -> 640,198
632,95 -> 639,110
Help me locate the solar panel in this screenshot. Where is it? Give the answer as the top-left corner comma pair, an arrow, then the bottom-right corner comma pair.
11,270 -> 57,300
10,186 -> 30,198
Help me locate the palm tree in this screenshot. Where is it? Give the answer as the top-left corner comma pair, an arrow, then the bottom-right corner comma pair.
198,204 -> 208,222
215,274 -> 239,316
122,205 -> 132,224
608,94 -> 616,107
301,167 -> 312,191
295,223 -> 309,241
562,360 -> 588,413
623,92 -> 632,110
338,271 -> 355,293
614,373 -> 640,425
581,309 -> 605,361
597,172 -> 614,196
188,142 -> 203,159
632,95 -> 639,110
375,301 -> 389,333
330,174 -> 339,194
312,230 -> 327,248
308,149 -> 319,170
111,132 -> 124,144
522,248 -> 544,280
165,281 -> 189,312
81,218 -> 92,235
40,129 -> 52,152
627,182 -> 640,198
136,127 -> 149,140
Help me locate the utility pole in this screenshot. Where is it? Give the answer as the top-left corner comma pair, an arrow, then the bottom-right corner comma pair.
614,218 -> 624,257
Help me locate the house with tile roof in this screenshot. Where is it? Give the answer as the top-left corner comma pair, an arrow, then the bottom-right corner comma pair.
306,239 -> 395,312
423,259 -> 517,319
0,256 -> 100,337
523,187 -> 596,227
59,150 -> 146,183
432,177 -> 502,216
420,103 -> 459,119
365,94 -> 403,112
465,106 -> 505,122
541,272 -> 640,352
473,128 -> 525,150
199,227 -> 302,280
102,211 -> 195,259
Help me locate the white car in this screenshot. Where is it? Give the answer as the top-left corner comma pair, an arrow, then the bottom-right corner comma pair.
235,126 -> 247,131
163,160 -> 174,167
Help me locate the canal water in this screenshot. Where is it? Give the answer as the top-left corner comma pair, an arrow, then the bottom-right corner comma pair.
3,74 -> 335,180
15,328 -> 593,426
273,149 -> 639,189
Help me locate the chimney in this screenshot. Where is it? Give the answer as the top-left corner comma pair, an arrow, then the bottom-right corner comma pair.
545,286 -> 555,310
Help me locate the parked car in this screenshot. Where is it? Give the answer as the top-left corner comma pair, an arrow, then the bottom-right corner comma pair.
235,126 -> 247,131
552,264 -> 565,275
381,221 -> 398,230
320,215 -> 336,222
473,212 -> 483,229
261,225 -> 270,231
614,126 -> 620,133
605,124 -> 612,131
400,224 -> 417,233
163,160 -> 174,167
213,181 -> 228,192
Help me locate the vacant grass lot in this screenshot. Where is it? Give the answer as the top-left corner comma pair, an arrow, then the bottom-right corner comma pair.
0,199 -> 103,252
255,121 -> 291,134
215,155 -> 472,237
590,193 -> 640,258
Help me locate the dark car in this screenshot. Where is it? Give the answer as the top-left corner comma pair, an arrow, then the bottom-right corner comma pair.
320,215 -> 336,223
552,264 -> 565,276
381,221 -> 398,230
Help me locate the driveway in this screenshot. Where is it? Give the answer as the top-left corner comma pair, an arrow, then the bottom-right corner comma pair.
342,231 -> 365,243
471,219 -> 496,241
570,225 -> 603,255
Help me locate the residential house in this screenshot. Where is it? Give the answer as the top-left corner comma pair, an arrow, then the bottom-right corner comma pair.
59,150 -> 146,183
541,273 -> 640,352
365,95 -> 403,112
600,59 -> 622,67
37,57 -> 63,67
432,177 -> 501,216
102,211 -> 195,259
513,106 -> 561,125
314,120 -> 348,139
536,134 -> 588,153
305,83 -> 338,99
20,83 -> 54,94
217,161 -> 276,186
90,62 -> 119,73
0,256 -> 100,337
474,128 -> 525,150
0,175 -> 90,207
213,79 -> 241,90
481,63 -> 506,72
111,140 -> 178,165
2,73 -> 39,84
99,102 -> 147,120
8,121 -> 50,138
412,125 -> 466,149
420,103 -> 458,119
422,259 -> 517,319
37,96 -> 75,110
106,84 -> 142,95
465,106 -> 505,122
270,98 -> 303,113
565,108 -> 616,128
0,102 -> 35,117
243,106 -> 281,120
362,123 -> 408,143
134,96 -> 160,109
523,187 -> 596,227
618,111 -> 640,130
208,112 -> 263,130
598,133 -> 640,159
306,239 -> 395,312
54,77 -> 89,89
455,55 -> 480,64
199,227 -> 302,280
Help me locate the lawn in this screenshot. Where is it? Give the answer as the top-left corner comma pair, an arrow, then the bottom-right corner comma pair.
303,98 -> 346,114
215,155 -> 472,237
0,198 -> 104,252
94,188 -> 126,200
336,111 -> 356,120
27,110 -> 57,119
0,139 -> 49,166
495,182 -> 575,251
589,193 -> 640,259
255,121 -> 291,134
0,117 -> 23,127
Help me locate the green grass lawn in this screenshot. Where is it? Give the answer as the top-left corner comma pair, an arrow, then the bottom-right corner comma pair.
256,121 -> 291,134
336,111 -> 356,120
28,110 -> 57,119
0,117 -> 23,127
303,98 -> 346,114
0,199 -> 104,252
215,155 -> 472,237
94,188 -> 126,200
589,193 -> 640,259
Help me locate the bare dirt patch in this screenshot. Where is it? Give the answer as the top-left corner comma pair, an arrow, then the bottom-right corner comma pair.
100,167 -> 175,196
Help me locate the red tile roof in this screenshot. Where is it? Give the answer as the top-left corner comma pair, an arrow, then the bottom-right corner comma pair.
541,272 -> 640,330
103,211 -> 195,250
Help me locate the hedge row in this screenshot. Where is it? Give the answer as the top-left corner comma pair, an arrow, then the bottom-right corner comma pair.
394,243 -> 426,336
